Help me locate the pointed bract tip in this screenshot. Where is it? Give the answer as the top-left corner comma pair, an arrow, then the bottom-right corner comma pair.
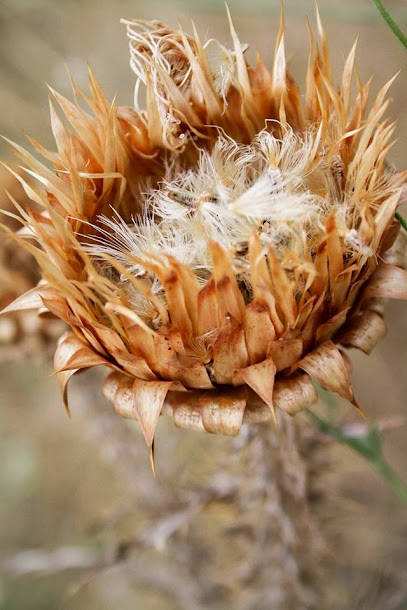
353,400 -> 366,418
150,441 -> 156,477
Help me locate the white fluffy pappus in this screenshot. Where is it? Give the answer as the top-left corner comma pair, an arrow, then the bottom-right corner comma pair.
84,127 -> 361,323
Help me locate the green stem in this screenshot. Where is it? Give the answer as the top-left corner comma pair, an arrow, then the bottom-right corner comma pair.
307,410 -> 407,506
371,3 -> 407,231
373,459 -> 407,506
395,211 -> 407,232
372,0 -> 407,49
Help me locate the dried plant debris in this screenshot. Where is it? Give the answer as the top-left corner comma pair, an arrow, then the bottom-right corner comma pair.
1,9 -> 406,444
0,165 -> 64,352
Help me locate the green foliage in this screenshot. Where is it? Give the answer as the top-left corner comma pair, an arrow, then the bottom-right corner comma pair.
395,212 -> 407,233
307,409 -> 407,506
372,0 -> 407,49
371,1 -> 407,232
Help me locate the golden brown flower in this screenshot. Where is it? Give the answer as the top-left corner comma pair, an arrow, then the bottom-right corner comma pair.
2,10 -> 407,451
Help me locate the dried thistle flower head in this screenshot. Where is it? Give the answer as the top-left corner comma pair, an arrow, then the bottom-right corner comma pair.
2,9 -> 407,451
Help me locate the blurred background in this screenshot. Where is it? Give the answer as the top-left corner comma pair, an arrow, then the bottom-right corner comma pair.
1,0 -> 407,608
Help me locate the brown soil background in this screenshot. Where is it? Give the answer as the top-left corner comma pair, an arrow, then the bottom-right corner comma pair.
0,1 -> 406,608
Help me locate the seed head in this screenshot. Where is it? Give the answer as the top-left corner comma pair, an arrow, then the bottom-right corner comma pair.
1,9 -> 407,451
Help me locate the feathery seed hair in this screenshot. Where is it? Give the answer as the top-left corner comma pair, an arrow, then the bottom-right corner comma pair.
2,9 -> 407,452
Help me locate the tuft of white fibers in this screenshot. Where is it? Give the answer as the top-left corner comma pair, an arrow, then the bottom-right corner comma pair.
255,128 -> 316,189
344,229 -> 374,258
85,126 -> 358,321
228,171 -> 321,223
84,211 -> 205,276
203,39 -> 236,102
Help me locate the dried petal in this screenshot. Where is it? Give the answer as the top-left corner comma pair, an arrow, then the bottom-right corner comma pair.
213,315 -> 249,384
316,308 -> 349,345
267,246 -> 297,327
172,399 -> 205,432
113,377 -> 135,419
273,372 -> 318,416
244,300 -> 276,365
340,310 -> 387,354
238,358 -> 276,420
209,241 -> 245,323
248,233 -> 283,334
102,371 -> 125,403
267,338 -> 303,372
0,286 -> 44,314
298,340 -> 358,407
54,332 -> 106,414
363,263 -> 407,300
201,387 -> 247,435
113,351 -> 158,380
197,278 -> 218,336
133,379 -> 174,447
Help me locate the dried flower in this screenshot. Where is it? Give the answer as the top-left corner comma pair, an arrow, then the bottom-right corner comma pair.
2,9 -> 407,450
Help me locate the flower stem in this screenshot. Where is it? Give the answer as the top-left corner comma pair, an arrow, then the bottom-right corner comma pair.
395,211 -> 407,232
373,459 -> 407,506
372,0 -> 407,49
307,410 -> 407,506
